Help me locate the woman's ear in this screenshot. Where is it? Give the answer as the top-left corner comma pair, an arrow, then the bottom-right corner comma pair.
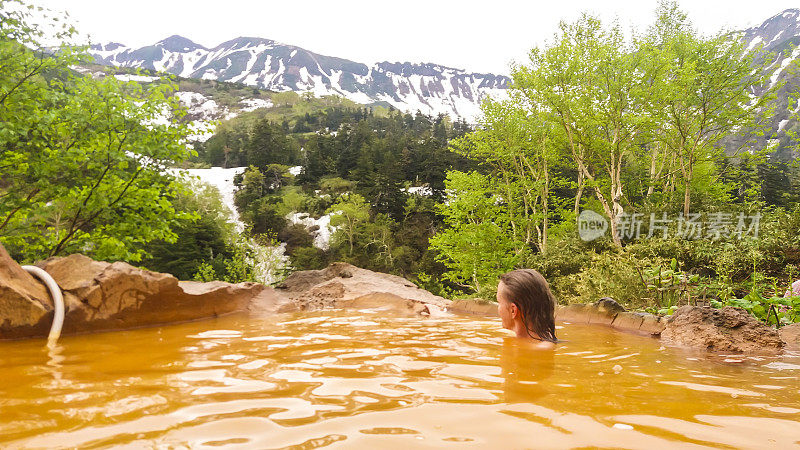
509,302 -> 518,319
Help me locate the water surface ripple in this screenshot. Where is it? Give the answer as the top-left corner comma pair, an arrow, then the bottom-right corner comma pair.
1,310 -> 799,448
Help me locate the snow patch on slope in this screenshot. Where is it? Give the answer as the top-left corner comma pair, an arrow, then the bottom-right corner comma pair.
114,74 -> 160,82
240,98 -> 273,112
286,212 -> 337,250
89,37 -> 509,121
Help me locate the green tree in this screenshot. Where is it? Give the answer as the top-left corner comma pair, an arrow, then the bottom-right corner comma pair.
327,193 -> 370,256
429,171 -> 521,294
0,1 -> 194,262
246,118 -> 297,169
640,0 -> 780,215
453,98 -> 561,254
141,179 -> 236,279
512,14 -> 652,246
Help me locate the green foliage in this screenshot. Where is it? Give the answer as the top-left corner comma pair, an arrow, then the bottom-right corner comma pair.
190,235 -> 277,284
289,245 -> 329,270
192,261 -> 217,282
711,293 -> 800,326
523,206 -> 800,324
140,179 -> 235,280
496,1 -> 784,247
450,98 -> 567,255
429,171 -> 521,295
275,186 -> 309,217
427,1 -> 800,321
327,193 -> 370,256
221,240 -> 257,283
0,0 -> 194,263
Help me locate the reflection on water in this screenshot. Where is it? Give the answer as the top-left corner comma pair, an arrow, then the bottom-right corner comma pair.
500,337 -> 554,403
1,310 -> 799,448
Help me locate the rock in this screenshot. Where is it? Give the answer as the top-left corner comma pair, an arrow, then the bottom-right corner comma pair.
611,311 -> 645,331
449,299 -> 499,317
339,293 -> 432,316
611,311 -> 665,336
588,297 -> 626,325
0,244 -> 53,339
555,303 -> 592,323
637,313 -> 666,336
13,254 -> 286,338
555,298 -> 665,336
277,262 -> 451,313
451,296 -> 665,337
661,306 -> 785,354
779,323 -> 800,351
3,250 -> 448,339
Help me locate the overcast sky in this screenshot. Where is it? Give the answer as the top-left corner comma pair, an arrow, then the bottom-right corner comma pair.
30,0 -> 800,74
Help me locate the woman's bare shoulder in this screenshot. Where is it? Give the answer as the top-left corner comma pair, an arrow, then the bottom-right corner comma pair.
519,338 -> 556,350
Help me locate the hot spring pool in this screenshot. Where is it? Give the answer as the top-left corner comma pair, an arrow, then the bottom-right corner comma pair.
1,310 -> 799,448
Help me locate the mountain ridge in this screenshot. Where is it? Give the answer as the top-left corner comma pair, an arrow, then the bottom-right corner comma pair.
87,8 -> 800,135
733,8 -> 800,159
89,35 -> 509,120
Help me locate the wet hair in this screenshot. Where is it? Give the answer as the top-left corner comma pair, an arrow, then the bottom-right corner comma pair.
498,269 -> 557,343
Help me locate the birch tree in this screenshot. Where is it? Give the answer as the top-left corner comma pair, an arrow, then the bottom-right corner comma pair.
512,14 -> 652,245
640,0 -> 780,216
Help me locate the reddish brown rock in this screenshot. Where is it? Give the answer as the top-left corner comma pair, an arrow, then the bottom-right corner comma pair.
276,262 -> 451,313
779,323 -> 800,351
14,254 -> 287,338
0,244 -> 53,339
661,306 -> 785,354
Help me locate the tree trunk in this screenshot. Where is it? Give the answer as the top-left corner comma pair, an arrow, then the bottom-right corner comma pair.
541,154 -> 549,254
595,187 -> 621,246
574,170 -> 584,217
683,161 -> 693,217
647,143 -> 659,197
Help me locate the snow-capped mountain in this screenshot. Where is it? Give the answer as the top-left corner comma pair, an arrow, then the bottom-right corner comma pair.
741,9 -> 800,55
737,8 -> 800,158
89,35 -> 509,120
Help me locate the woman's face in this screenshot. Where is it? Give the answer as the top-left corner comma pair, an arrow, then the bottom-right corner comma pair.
497,281 -> 515,330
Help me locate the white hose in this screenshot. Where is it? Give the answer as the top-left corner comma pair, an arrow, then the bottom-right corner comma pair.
22,265 -> 64,346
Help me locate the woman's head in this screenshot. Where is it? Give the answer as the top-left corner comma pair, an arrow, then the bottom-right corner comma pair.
497,269 -> 557,343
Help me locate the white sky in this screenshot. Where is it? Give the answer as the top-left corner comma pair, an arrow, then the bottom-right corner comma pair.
29,0 -> 800,74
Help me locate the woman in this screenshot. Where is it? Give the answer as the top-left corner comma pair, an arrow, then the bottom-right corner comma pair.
496,269 -> 557,348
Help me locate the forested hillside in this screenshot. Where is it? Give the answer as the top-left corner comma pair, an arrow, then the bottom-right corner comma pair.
172,2 -> 800,326
184,101 -> 476,288
3,0 -> 800,325
428,3 -> 800,324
